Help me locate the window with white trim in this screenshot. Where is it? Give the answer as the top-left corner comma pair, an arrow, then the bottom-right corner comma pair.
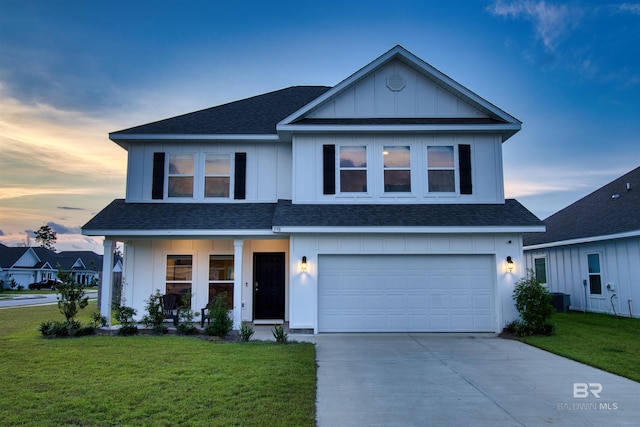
427,146 -> 455,192
166,255 -> 193,304
168,154 -> 194,198
534,257 -> 547,284
204,154 -> 231,198
339,146 -> 367,192
209,255 -> 234,307
383,146 -> 411,192
587,253 -> 602,295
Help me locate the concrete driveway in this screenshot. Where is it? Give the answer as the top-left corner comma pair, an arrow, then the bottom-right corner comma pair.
316,333 -> 640,426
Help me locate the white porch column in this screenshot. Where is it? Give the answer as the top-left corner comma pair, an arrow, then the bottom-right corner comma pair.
101,239 -> 116,326
233,239 -> 244,330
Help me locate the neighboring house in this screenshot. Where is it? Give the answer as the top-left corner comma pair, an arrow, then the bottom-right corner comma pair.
82,46 -> 543,333
0,243 -> 107,288
524,166 -> 640,318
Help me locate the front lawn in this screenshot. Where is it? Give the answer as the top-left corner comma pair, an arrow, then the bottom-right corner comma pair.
522,311 -> 640,382
0,303 -> 316,426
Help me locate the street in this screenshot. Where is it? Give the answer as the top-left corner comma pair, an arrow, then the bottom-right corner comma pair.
0,291 -> 98,309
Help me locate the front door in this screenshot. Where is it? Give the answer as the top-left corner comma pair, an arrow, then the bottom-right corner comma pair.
253,252 -> 285,320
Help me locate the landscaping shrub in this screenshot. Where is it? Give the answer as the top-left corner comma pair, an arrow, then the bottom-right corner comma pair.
55,269 -> 89,323
272,325 -> 288,343
174,291 -> 198,335
204,293 -> 233,338
512,269 -> 554,336
113,304 -> 138,336
239,322 -> 254,342
141,290 -> 168,334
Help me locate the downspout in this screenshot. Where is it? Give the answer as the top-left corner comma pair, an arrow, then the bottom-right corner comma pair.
583,279 -> 588,312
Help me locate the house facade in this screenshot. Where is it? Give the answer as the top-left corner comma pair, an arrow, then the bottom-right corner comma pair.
83,46 -> 543,333
524,166 -> 640,318
0,243 -> 105,288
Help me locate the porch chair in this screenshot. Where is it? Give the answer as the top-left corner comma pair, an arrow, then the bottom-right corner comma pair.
161,293 -> 180,327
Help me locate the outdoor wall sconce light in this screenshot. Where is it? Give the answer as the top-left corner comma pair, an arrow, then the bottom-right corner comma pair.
301,256 -> 308,272
506,256 -> 514,272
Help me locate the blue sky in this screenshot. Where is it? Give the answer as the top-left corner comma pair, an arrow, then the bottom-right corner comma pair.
1,0 -> 639,253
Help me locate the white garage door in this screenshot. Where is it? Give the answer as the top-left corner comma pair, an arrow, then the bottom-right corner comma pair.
318,254 -> 495,332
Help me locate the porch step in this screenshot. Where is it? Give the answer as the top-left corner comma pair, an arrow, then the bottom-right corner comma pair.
253,319 -> 284,325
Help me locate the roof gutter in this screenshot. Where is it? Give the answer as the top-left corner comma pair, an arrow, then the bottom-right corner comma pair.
277,123 -> 521,141
274,225 -> 546,234
524,229 -> 640,251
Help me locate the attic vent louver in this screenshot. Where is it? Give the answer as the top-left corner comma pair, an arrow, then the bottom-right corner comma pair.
387,74 -> 405,91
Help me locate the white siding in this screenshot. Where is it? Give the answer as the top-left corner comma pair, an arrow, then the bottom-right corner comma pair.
288,233 -> 523,333
121,239 -> 289,323
124,142 -> 291,203
308,60 -> 487,119
524,237 -> 640,317
292,134 -> 504,204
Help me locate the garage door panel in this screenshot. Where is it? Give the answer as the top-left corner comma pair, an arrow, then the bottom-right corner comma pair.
318,254 -> 495,332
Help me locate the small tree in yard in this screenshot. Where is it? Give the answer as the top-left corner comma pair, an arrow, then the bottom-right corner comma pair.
511,269 -> 555,336
39,268 -> 90,337
141,290 -> 168,334
204,293 -> 233,338
56,268 -> 89,324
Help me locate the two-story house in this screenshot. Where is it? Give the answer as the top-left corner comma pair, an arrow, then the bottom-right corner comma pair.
83,46 -> 544,333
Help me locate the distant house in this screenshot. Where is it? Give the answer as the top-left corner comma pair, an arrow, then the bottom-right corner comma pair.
0,243 -> 113,289
83,45 -> 543,333
524,166 -> 640,317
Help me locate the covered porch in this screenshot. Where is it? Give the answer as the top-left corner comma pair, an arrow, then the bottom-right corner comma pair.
99,237 -> 291,330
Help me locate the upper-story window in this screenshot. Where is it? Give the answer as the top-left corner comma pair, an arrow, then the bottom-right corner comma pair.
152,151 -> 246,200
383,146 -> 411,192
168,154 -> 194,197
427,146 -> 455,192
339,146 -> 367,192
205,154 -> 231,198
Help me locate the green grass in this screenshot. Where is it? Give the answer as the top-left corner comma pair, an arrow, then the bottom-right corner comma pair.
0,303 -> 316,426
522,311 -> 640,382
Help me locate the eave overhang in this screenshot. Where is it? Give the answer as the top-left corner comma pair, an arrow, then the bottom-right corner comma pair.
524,229 -> 640,251
274,225 -> 545,234
109,133 -> 280,149
277,123 -> 521,141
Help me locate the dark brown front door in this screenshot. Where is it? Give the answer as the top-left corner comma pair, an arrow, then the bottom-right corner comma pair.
253,252 -> 285,319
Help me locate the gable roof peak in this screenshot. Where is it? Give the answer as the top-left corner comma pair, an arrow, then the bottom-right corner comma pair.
278,45 -> 521,139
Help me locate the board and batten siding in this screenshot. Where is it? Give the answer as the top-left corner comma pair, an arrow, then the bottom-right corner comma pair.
307,59 -> 487,119
288,233 -> 523,333
292,134 -> 504,204
125,142 -> 292,202
524,236 -> 640,317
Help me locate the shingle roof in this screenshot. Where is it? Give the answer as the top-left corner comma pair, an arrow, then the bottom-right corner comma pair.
110,86 -> 332,136
273,199 -> 543,228
0,245 -> 28,268
82,199 -> 278,231
0,245 -> 102,271
82,199 -> 543,234
524,166 -> 640,246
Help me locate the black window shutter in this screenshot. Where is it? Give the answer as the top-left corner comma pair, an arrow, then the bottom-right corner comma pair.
323,145 -> 336,195
152,152 -> 165,200
234,152 -> 247,200
458,144 -> 472,195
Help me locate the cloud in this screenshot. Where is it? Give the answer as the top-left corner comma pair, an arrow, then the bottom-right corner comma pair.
58,206 -> 86,211
46,222 -> 81,235
488,0 -> 579,51
617,3 -> 640,15
0,230 -> 4,236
